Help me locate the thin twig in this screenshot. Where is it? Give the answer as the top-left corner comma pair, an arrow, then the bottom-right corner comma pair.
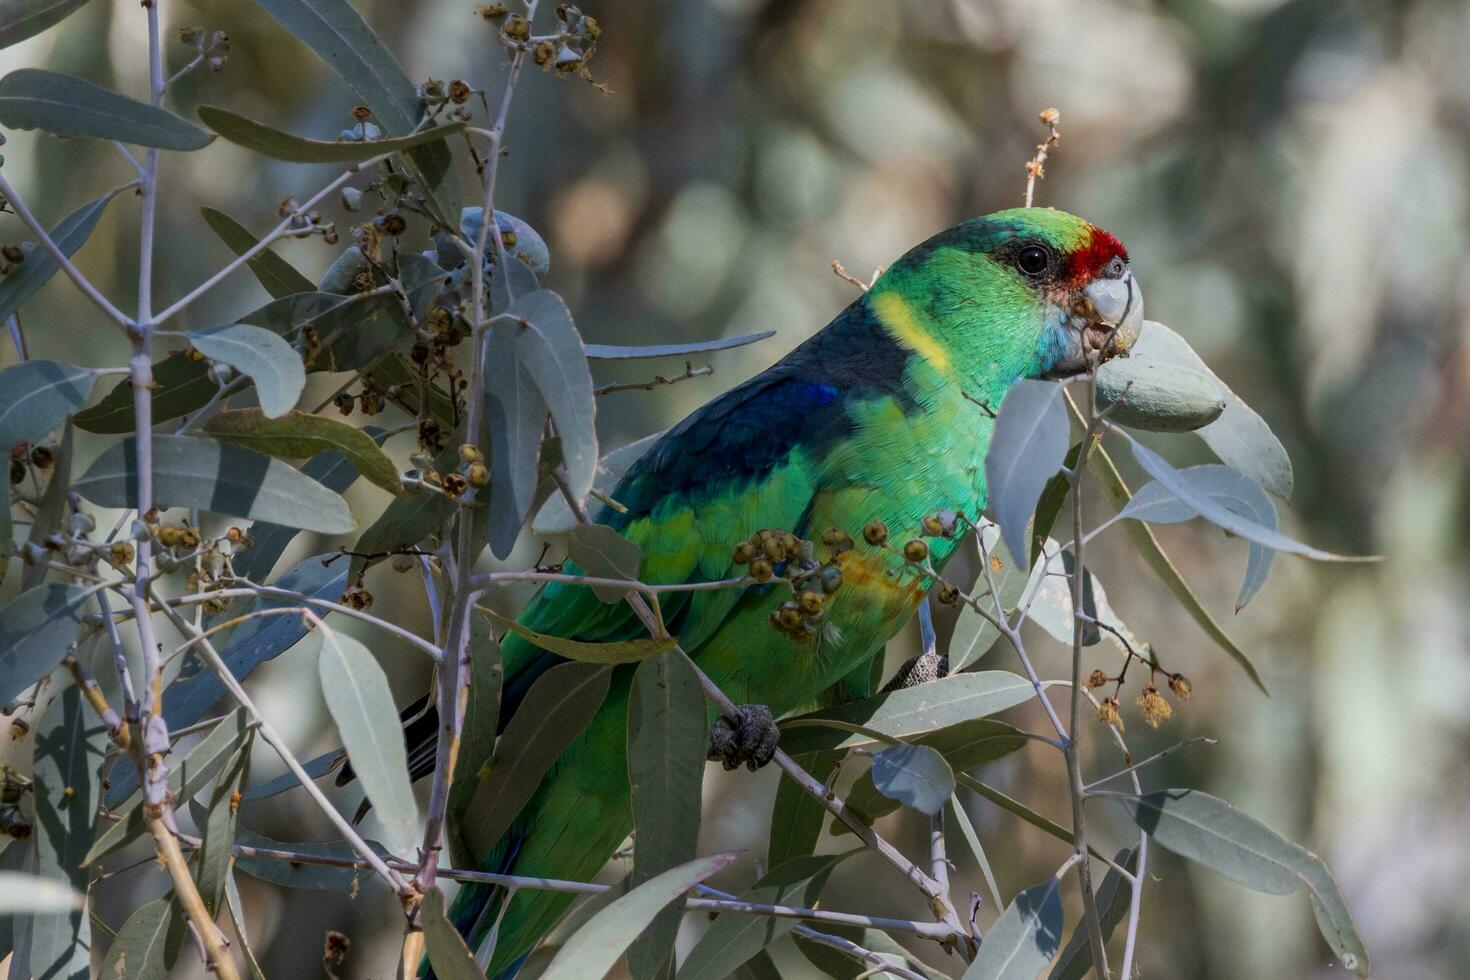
1023,108 -> 1061,208
594,361 -> 712,396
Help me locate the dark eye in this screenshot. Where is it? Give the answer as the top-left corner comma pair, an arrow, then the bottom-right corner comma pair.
1017,244 -> 1050,276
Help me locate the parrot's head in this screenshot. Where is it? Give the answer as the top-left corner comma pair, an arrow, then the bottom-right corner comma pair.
872,207 -> 1143,386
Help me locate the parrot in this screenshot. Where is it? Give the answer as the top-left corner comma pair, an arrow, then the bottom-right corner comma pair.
430,206 -> 1143,976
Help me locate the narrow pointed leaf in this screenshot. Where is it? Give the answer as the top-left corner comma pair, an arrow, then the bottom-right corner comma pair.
0,185 -> 124,321
187,324 -> 305,418
1048,847 -> 1137,980
533,431 -> 663,536
202,408 -> 400,494
0,0 -> 92,49
198,105 -> 463,162
197,731 -> 252,916
1129,442 -> 1367,562
778,672 -> 1037,754
0,583 -> 90,705
422,887 -> 487,980
0,68 -> 211,148
540,852 -> 738,980
483,327 -> 546,557
768,749 -> 837,868
318,632 -> 419,855
0,360 -> 97,451
225,874 -> 269,980
627,649 -> 707,980
446,617 -> 503,865
200,206 -> 316,298
962,876 -> 1063,979
583,330 -> 776,360
986,379 -> 1070,566
480,605 -> 678,664
568,523 -> 642,602
1131,321 -> 1293,497
504,290 -> 597,500
678,854 -> 846,980
949,524 -> 1027,671
868,743 -> 954,815
97,897 -> 185,979
75,434 -> 355,533
460,661 -> 612,858
234,827 -> 393,889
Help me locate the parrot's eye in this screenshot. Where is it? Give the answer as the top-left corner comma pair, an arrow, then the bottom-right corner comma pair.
1016,244 -> 1051,277
1105,256 -> 1128,279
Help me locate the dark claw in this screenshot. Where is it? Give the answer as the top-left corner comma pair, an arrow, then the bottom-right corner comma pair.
708,704 -> 779,771
880,650 -> 949,693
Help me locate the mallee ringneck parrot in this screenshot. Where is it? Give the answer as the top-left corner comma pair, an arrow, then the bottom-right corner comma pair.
439,206 -> 1143,975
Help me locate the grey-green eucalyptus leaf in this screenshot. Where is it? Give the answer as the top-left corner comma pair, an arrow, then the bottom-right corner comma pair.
422,887 -> 487,980
583,330 -> 776,360
1095,357 -> 1225,432
986,379 -> 1070,568
1048,848 -> 1137,980
74,434 -> 356,534
187,324 -> 305,418
97,897 -> 185,979
198,105 -> 464,163
201,408 -> 400,495
317,632 -> 419,856
568,523 -> 642,602
540,852 -> 738,980
868,742 -> 954,816
0,68 -> 211,148
961,876 -> 1063,979
197,730 -> 252,916
504,290 -> 597,502
200,206 -> 316,298
627,649 -> 706,980
533,431 -> 663,536
0,872 -> 80,913
0,185 -> 125,322
0,583 -> 90,705
0,0 -> 92,49
0,360 -> 97,452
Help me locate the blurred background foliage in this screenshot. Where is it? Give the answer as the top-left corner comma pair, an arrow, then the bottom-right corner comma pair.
3,0 -> 1468,976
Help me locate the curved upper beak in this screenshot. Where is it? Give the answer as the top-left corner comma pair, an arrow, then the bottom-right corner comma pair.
1082,275 -> 1144,356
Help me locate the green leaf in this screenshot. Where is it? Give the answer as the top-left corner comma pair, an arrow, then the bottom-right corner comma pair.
248,0 -> 422,134
0,583 -> 90,705
843,719 -> 1027,828
961,876 -> 1063,979
73,349 -> 212,434
868,743 -> 954,816
946,798 -> 1003,915
422,887 -> 487,980
986,379 -> 1069,567
234,828 -> 393,890
1130,442 -> 1370,563
0,872 -> 80,913
767,750 -> 837,868
778,672 -> 1037,755
957,773 -> 1083,853
626,649 -> 707,980
583,330 -> 776,360
74,434 -> 356,534
568,523 -> 642,602
539,852 -> 738,980
0,69 -> 211,149
1082,436 -> 1265,693
0,360 -> 97,452
1131,321 -> 1293,498
460,661 -> 612,858
533,431 -> 663,536
86,710 -> 251,863
225,874 -> 268,980
480,606 -> 678,664
317,632 -> 419,856
503,290 -> 598,502
446,617 -> 502,866
794,925 -> 954,980
196,729 -> 252,917
1095,358 -> 1225,432
0,185 -> 124,322
349,485 -> 454,581
0,0 -> 92,50
482,320 -> 546,558
1118,788 -> 1369,975
97,897 -> 185,979
676,854 -> 845,980
949,524 -> 1027,672
1048,848 -> 1137,980
199,206 -> 316,299
202,408 -> 401,495
1118,463 -> 1276,611
15,686 -> 103,979
197,105 -> 464,163
187,324 -> 306,418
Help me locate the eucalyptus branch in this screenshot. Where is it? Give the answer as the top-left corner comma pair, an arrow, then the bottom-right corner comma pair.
152,592 -> 411,894
0,172 -> 136,330
594,361 -> 713,396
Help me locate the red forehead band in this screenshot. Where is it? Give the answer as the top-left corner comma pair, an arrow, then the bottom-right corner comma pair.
1064,228 -> 1128,282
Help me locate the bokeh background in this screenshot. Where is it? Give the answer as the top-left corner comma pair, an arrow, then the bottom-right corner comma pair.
3,0 -> 1468,976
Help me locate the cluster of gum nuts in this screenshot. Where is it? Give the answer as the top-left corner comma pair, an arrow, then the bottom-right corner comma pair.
730,528 -> 847,645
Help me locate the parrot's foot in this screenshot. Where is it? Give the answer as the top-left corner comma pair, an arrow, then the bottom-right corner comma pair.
880,650 -> 950,693
709,704 -> 780,771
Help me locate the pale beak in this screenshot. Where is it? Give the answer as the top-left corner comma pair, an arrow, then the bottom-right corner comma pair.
1082,275 -> 1144,357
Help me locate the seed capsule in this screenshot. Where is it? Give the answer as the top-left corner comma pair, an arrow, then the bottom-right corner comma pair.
797,591 -> 823,616
732,542 -> 757,565
936,584 -> 960,606
466,462 -> 489,487
862,519 -> 888,546
780,532 -> 801,558
1086,670 -> 1109,689
819,565 -> 843,594
762,537 -> 786,561
749,558 -> 774,583
903,539 -> 929,562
